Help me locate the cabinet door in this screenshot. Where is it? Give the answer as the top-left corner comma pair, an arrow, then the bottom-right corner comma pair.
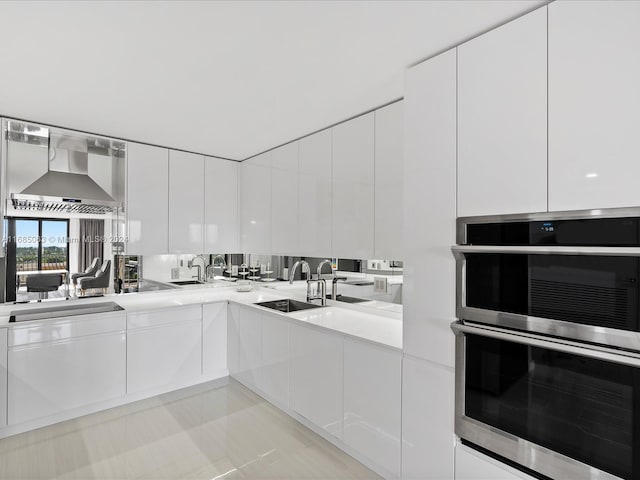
126,142 -> 169,255
455,444 -> 536,480
239,153 -> 271,254
202,302 -> 227,379
271,142 -> 299,255
403,51 -> 457,367
228,304 -> 262,389
290,324 -> 343,439
127,317 -> 202,395
169,150 -> 204,254
402,355 -> 455,480
458,7 -> 547,216
343,339 -> 401,478
299,130 -> 332,257
332,113 -> 375,259
259,313 -> 289,407
8,332 -> 126,425
0,329 -> 6,427
548,1 -> 640,211
374,101 -> 404,260
204,157 -> 238,253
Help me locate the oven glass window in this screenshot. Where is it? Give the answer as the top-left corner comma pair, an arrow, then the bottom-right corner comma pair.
465,334 -> 640,479
465,254 -> 640,332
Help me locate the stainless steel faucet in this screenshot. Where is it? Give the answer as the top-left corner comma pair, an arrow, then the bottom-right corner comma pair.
189,255 -> 206,283
317,259 -> 332,279
289,260 -> 311,283
289,260 -> 326,305
210,254 -> 227,280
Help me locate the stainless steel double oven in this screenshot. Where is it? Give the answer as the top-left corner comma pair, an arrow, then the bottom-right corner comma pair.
452,208 -> 640,480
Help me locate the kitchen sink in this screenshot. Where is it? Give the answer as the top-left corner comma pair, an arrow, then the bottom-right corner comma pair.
169,280 -> 204,285
254,299 -> 323,313
326,294 -> 368,303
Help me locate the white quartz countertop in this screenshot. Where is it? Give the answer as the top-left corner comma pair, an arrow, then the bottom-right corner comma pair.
0,283 -> 402,350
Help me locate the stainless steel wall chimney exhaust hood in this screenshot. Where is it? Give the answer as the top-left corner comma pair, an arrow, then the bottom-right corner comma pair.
8,122 -> 124,214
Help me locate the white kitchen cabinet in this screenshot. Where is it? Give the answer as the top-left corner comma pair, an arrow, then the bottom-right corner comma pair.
126,142 -> 169,255
239,153 -> 272,254
0,328 -> 7,428
299,130 -> 332,257
402,355 -> 455,480
202,302 -> 227,379
374,101 -> 404,260
271,142 -> 299,255
332,113 -> 375,259
455,444 -> 536,480
457,6 -> 547,216
227,303 -> 262,389
259,312 -> 289,407
127,306 -> 202,395
169,150 -> 204,254
7,313 -> 126,425
548,1 -> 640,211
204,157 -> 239,253
403,50 -> 457,367
290,323 -> 343,439
343,338 -> 401,479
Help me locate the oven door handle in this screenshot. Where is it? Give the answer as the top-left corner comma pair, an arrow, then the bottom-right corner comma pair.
451,245 -> 640,257
451,321 -> 640,367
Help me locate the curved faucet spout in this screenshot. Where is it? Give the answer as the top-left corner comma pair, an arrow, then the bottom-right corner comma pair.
289,260 -> 311,284
317,259 -> 332,279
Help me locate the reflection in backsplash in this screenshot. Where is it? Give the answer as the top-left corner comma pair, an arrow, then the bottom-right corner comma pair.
137,253 -> 403,305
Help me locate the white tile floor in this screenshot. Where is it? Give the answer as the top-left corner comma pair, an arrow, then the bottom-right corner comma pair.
0,378 -> 380,480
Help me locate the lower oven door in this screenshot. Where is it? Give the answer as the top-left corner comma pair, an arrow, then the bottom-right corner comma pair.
452,321 -> 640,480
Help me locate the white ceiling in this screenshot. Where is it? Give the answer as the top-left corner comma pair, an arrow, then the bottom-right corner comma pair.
0,0 -> 546,161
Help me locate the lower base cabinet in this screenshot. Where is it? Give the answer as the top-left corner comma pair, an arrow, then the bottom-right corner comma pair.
203,302 -> 228,378
343,338 -> 402,478
0,329 -> 6,428
290,323 -> 343,439
227,304 -> 262,389
259,313 -> 289,407
127,305 -> 203,395
7,313 -> 126,425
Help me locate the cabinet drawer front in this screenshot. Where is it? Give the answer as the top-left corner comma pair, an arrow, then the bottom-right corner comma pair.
8,312 -> 126,347
8,331 -> 126,425
127,304 -> 202,329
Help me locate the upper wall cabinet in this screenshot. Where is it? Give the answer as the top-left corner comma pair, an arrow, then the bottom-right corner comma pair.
204,157 -> 238,253
332,113 -> 375,259
271,143 -> 299,255
240,152 -> 272,255
548,1 -> 640,211
374,101 -> 403,260
169,150 -> 204,254
457,7 -> 547,217
126,142 -> 169,255
299,130 -> 332,258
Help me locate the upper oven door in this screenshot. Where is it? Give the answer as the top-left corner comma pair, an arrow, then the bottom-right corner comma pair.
452,321 -> 640,480
452,245 -> 640,351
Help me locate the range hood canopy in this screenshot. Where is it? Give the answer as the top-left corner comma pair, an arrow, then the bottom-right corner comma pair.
8,121 -> 125,214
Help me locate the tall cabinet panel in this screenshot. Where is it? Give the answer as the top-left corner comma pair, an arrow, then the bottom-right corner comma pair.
271,142 -> 299,255
332,113 -> 375,259
374,101 -> 404,260
548,1 -> 640,211
457,7 -> 547,216
169,150 -> 205,254
239,153 -> 272,255
298,130 -> 332,257
126,142 -> 169,255
0,328 -> 6,427
403,50 -> 457,367
204,157 -> 238,253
